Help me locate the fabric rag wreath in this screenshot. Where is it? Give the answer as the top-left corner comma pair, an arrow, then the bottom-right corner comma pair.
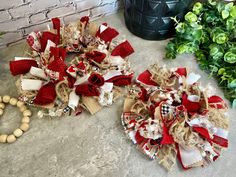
9,16 -> 134,118
121,64 -> 229,171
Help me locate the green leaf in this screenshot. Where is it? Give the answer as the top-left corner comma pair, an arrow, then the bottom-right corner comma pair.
226,18 -> 234,30
232,99 -> 236,108
208,0 -> 217,6
224,49 -> 236,63
175,22 -> 187,33
225,2 -> 234,11
217,2 -> 225,13
190,22 -> 202,29
218,68 -> 225,75
228,79 -> 236,88
212,28 -> 228,44
193,2 -> 203,15
185,12 -> 198,23
165,41 -> 177,59
222,10 -> 229,19
230,6 -> 236,17
210,65 -> 218,73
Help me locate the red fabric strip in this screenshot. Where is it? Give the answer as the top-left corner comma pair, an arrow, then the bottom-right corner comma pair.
75,83 -> 100,96
80,16 -> 89,26
34,82 -> 56,106
182,93 -> 201,113
161,124 -> 174,145
9,60 -> 38,76
106,74 -> 133,86
193,126 -> 211,140
85,51 -> 106,63
175,67 -> 187,77
96,26 -> 119,43
40,32 -> 59,52
52,18 -> 60,39
137,70 -> 158,86
176,144 -> 192,170
111,40 -> 134,58
212,135 -> 228,148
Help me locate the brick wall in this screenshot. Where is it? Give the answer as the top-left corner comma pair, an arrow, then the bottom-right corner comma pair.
0,0 -> 123,48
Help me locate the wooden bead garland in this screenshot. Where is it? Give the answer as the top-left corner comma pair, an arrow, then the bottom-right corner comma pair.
0,95 -> 32,144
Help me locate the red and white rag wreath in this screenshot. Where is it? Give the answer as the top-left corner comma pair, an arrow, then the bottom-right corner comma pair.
9,16 -> 134,117
122,64 -> 229,171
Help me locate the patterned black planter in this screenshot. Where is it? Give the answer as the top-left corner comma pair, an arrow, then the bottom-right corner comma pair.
124,0 -> 193,40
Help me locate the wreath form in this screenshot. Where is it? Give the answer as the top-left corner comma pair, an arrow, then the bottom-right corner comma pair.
122,64 -> 229,171
9,16 -> 134,118
0,95 -> 31,143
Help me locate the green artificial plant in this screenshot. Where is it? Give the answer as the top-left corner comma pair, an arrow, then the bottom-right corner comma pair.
165,0 -> 236,107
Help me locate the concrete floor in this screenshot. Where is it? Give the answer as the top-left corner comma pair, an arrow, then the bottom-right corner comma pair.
0,12 -> 236,177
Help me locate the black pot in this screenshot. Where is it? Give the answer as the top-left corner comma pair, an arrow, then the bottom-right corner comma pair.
124,0 -> 193,40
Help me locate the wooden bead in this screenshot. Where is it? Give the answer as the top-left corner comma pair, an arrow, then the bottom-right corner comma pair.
22,116 -> 30,123
0,109 -> 3,116
20,123 -> 29,132
7,134 -> 16,143
2,95 -> 10,103
16,101 -> 24,108
0,97 -> 31,143
0,134 -> 8,143
23,110 -> 32,117
0,103 -> 4,109
9,98 -> 18,106
13,129 -> 23,137
19,105 -> 27,112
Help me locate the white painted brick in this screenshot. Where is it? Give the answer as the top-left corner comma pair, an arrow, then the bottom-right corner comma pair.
102,0 -> 116,4
0,0 -> 22,10
76,0 -> 101,11
30,12 -> 46,24
9,4 -> 33,18
0,18 -> 28,32
0,11 -> 11,23
47,4 -> 75,18
24,21 -> 51,34
63,10 -> 89,24
0,32 -> 22,46
59,0 -> 74,4
91,3 -> 115,17
31,0 -> 60,12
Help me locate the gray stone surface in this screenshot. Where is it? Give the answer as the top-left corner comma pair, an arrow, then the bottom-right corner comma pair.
0,12 -> 236,177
